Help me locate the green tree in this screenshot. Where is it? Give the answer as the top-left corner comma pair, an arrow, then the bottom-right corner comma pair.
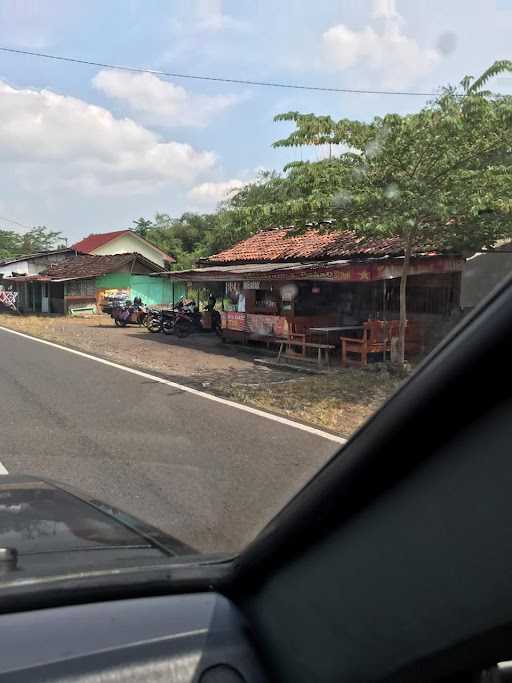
0,229 -> 23,260
132,217 -> 153,237
0,225 -> 65,260
20,226 -> 65,253
263,61 -> 512,365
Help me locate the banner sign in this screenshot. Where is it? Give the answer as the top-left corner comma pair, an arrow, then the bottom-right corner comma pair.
179,257 -> 464,284
254,258 -> 464,283
0,290 -> 18,310
221,312 -> 288,337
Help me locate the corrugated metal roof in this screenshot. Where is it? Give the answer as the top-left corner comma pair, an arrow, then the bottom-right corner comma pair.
44,252 -> 165,280
160,261 -> 352,278
204,227 -> 439,265
0,248 -> 82,267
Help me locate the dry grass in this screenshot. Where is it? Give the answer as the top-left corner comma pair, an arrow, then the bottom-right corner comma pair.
214,366 -> 403,438
0,313 -> 92,345
0,313 -> 403,438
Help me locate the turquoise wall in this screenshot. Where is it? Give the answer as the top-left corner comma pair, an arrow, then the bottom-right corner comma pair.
129,275 -> 185,306
95,273 -> 185,306
96,273 -> 131,290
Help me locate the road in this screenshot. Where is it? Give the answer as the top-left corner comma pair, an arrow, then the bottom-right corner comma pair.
0,328 -> 340,552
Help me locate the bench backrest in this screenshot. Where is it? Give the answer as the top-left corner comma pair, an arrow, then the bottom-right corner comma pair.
365,320 -> 404,343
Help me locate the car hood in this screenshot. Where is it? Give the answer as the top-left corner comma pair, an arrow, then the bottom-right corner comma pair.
0,475 -> 193,579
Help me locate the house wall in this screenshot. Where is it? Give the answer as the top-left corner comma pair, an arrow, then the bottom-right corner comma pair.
130,275 -> 185,306
0,252 -> 75,277
90,234 -> 167,268
95,273 -> 185,307
64,278 -> 97,313
461,252 -> 512,309
0,260 -> 29,277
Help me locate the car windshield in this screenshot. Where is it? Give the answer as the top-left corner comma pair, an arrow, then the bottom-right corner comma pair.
0,1 -> 510,565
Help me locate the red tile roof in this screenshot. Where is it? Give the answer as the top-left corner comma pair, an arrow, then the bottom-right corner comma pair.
70,230 -> 131,253
204,227 -> 432,265
42,253 -> 163,280
71,230 -> 175,262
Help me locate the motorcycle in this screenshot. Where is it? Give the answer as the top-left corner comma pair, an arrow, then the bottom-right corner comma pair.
112,301 -> 147,327
144,308 -> 176,334
144,307 -> 164,333
169,302 -> 204,338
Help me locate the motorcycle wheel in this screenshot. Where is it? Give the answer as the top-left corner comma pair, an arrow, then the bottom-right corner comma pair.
117,318 -> 128,327
162,319 -> 174,335
114,318 -> 123,327
176,321 -> 193,338
147,318 -> 162,333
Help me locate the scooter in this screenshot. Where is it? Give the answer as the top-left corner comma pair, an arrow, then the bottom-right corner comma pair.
112,301 -> 147,327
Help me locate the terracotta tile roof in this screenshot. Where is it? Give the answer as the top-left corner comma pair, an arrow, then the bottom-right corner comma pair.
204,227 -> 430,265
71,229 -> 175,262
42,253 -> 163,280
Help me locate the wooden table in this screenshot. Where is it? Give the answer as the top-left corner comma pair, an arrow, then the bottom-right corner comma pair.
309,326 -> 364,347
276,339 -> 335,368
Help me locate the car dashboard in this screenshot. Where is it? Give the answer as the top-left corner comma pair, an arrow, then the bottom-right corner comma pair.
0,593 -> 268,682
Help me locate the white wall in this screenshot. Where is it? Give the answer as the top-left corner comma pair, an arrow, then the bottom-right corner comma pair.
461,252 -> 512,308
0,260 -> 29,277
90,234 -> 166,268
0,252 -> 72,278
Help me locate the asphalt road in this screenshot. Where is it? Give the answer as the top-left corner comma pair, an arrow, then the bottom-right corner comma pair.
0,328 -> 339,552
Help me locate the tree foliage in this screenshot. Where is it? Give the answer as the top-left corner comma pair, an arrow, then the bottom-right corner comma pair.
263,62 -> 512,362
0,226 -> 65,260
132,62 -> 512,363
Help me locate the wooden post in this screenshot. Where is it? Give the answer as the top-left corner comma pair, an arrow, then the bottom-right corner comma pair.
382,279 -> 387,362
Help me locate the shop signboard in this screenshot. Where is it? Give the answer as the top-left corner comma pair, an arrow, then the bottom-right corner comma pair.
221,311 -> 288,337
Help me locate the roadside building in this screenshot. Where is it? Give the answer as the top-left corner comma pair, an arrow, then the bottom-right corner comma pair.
460,242 -> 512,311
0,248 -> 83,279
71,230 -> 174,270
5,253 -> 184,314
160,227 -> 464,357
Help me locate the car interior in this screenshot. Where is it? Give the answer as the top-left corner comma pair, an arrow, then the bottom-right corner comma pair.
1,273 -> 512,682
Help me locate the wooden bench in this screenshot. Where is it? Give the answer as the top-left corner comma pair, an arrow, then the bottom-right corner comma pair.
277,339 -> 335,368
341,320 -> 400,368
340,319 -> 428,367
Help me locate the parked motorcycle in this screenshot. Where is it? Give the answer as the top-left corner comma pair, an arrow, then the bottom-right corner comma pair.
170,302 -> 204,338
143,299 -> 221,338
144,307 -> 164,333
112,300 -> 147,327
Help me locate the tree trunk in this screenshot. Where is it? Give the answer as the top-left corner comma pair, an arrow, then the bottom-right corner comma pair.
397,231 -> 414,367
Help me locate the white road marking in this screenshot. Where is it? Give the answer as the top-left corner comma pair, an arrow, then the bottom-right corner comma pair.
0,462 -> 8,475
0,326 -> 347,445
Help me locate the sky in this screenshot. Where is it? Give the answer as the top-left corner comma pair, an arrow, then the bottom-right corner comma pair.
0,0 -> 511,242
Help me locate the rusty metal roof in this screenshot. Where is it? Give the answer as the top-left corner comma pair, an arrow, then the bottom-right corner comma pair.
204,228 -> 440,265
44,253 -> 164,280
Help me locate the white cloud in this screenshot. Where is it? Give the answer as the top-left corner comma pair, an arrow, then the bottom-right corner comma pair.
322,0 -> 440,87
93,70 -> 246,128
194,0 -> 249,33
0,80 -> 216,197
372,0 -> 402,21
188,179 -> 246,207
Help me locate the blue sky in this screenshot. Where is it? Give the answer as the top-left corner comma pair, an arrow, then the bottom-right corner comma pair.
0,0 -> 511,241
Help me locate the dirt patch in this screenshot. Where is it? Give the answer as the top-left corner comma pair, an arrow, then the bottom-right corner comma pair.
0,313 -> 256,377
0,313 -> 403,438
214,367 -> 402,438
